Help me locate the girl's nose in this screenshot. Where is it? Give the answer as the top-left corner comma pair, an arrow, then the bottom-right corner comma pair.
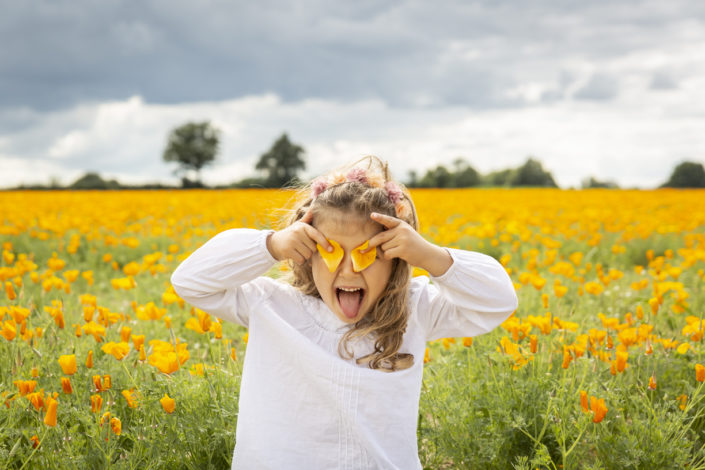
338,252 -> 356,274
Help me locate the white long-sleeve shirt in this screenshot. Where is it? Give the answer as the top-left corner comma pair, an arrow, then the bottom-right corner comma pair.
170,228 -> 517,470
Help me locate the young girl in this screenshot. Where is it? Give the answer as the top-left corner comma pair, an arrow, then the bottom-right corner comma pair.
170,156 -> 517,469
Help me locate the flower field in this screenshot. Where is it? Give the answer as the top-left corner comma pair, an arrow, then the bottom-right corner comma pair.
1,188 -> 705,469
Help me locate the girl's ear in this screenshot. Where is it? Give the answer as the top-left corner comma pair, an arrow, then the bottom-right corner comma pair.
300,207 -> 314,224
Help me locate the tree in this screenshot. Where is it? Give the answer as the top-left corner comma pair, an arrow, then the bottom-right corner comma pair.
451,158 -> 480,187
70,172 -> 120,190
163,121 -> 220,186
581,176 -> 618,189
484,168 -> 514,186
510,158 -> 558,187
418,165 -> 452,188
662,161 -> 705,188
255,133 -> 306,187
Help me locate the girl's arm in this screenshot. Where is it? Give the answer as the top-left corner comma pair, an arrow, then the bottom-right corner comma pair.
170,228 -> 278,327
416,248 -> 518,341
365,212 -> 517,340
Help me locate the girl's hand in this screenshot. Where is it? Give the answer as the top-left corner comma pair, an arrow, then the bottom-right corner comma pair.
267,210 -> 333,265
364,212 -> 453,277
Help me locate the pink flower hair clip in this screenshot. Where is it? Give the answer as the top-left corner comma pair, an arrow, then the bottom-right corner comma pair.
311,177 -> 328,198
310,168 -> 411,219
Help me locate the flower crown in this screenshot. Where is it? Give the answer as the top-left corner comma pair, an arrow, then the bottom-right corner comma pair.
311,167 -> 411,219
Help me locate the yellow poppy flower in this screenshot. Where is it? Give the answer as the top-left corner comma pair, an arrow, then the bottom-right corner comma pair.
160,393 -> 176,414
122,389 -> 139,408
57,354 -> 77,375
101,342 -> 130,360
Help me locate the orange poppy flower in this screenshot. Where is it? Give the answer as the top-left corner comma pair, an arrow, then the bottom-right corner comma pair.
579,391 -> 589,413
90,394 -> 103,413
110,417 -> 121,435
590,396 -> 608,423
13,380 -> 37,396
44,397 -> 58,427
696,364 -> 705,382
61,377 -> 73,394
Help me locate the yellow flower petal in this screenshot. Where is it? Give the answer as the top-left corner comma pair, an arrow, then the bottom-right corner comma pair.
316,239 -> 343,272
351,241 -> 376,272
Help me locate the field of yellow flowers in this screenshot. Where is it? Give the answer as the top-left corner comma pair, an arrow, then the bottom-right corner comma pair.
1,188 -> 705,469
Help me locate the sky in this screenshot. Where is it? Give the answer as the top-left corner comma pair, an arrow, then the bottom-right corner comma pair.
2,0 -> 705,189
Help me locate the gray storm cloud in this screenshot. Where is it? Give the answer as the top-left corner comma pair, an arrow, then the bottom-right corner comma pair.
1,0 -> 704,188
2,0 -> 703,110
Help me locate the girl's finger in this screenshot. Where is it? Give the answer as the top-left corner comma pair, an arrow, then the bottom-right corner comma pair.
291,251 -> 305,265
364,229 -> 395,251
296,230 -> 317,253
380,246 -> 400,261
293,246 -> 311,264
379,239 -> 400,255
370,212 -> 402,229
304,224 -> 333,252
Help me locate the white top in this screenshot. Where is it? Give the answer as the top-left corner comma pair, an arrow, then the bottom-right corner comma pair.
170,228 -> 517,470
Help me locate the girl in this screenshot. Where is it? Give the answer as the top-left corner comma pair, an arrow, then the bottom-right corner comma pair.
170,156 -> 518,469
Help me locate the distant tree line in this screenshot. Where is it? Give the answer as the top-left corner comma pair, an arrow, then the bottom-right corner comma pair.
6,119 -> 705,190
407,157 -> 559,188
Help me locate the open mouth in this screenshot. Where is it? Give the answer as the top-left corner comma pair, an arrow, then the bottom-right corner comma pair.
336,287 -> 365,319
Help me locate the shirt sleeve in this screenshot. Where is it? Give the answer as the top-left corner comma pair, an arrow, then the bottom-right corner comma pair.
170,228 -> 278,328
414,248 -> 518,341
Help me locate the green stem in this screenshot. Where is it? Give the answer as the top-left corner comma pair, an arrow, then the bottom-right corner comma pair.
121,360 -> 139,390
18,427 -> 49,470
564,422 -> 589,460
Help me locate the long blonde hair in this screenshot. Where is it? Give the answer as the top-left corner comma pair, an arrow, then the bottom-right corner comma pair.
283,156 -> 419,371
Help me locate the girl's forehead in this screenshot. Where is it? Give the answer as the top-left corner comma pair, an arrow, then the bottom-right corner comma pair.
313,210 -> 382,240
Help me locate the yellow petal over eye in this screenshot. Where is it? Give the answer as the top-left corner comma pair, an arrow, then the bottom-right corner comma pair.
351,241 -> 376,272
317,239 -> 343,272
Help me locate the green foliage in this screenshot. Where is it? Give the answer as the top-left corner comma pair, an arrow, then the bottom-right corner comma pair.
412,158 -> 481,188
419,340 -> 705,470
412,157 -> 558,188
484,168 -> 514,186
255,133 -> 306,188
70,172 -> 121,190
662,161 -> 705,188
581,177 -> 619,189
224,177 -> 269,189
454,166 -> 481,187
417,165 -> 453,188
162,121 -> 220,185
510,158 -> 558,187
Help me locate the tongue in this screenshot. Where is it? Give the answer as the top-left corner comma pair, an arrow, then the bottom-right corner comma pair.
338,290 -> 362,319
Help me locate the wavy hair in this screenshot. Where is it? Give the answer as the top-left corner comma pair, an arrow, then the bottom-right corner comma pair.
282,156 -> 419,371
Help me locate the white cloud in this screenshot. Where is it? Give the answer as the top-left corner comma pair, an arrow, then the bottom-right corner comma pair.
1,85 -> 704,189
48,130 -> 90,158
